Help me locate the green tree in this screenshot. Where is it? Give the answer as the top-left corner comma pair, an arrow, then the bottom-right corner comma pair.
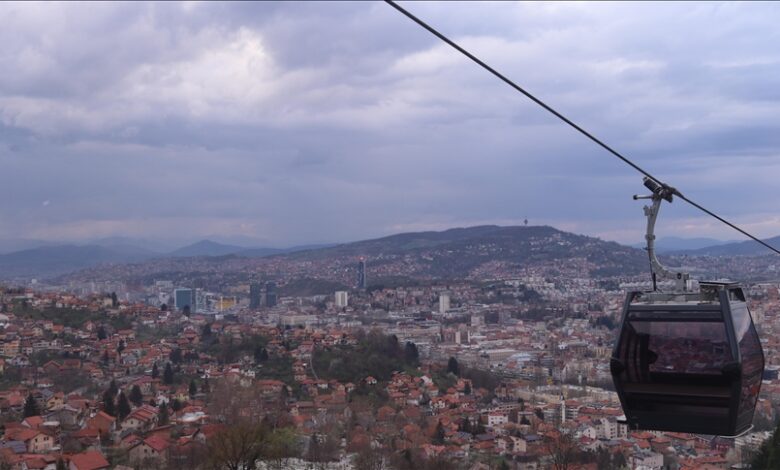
152,362 -> 159,379
55,458 -> 67,470
613,452 -> 627,469
117,392 -> 131,420
433,421 -> 446,445
158,402 -> 170,426
163,362 -> 174,385
170,348 -> 183,364
189,380 -> 198,397
108,379 -> 118,397
751,419 -> 780,469
464,381 -> 472,395
97,325 -> 107,340
264,427 -> 300,469
255,346 -> 269,363
404,342 -> 419,365
447,357 -> 460,376
171,398 -> 183,412
129,385 -> 143,407
102,389 -> 116,417
111,292 -> 118,307
311,330 -> 427,385
23,394 -> 40,417
385,334 -> 401,358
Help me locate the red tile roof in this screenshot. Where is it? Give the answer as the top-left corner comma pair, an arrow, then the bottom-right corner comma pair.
69,450 -> 110,470
144,435 -> 171,453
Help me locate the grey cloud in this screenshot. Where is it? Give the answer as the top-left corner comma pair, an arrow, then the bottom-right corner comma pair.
2,2 -> 780,246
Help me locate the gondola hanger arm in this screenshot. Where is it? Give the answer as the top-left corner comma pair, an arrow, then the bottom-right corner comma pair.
634,177 -> 690,291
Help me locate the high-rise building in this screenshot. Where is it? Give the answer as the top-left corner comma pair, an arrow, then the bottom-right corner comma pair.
335,291 -> 349,308
249,283 -> 262,309
439,293 -> 450,314
357,258 -> 367,289
174,288 -> 195,312
265,281 -> 277,308
194,288 -> 207,314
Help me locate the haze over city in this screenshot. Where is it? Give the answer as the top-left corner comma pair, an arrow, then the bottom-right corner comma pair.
3,2 -> 780,248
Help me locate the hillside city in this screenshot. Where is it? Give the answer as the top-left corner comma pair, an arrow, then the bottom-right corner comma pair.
0,228 -> 779,470
3,0 -> 780,469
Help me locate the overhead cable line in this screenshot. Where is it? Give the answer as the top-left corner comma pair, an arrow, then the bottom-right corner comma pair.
385,0 -> 780,257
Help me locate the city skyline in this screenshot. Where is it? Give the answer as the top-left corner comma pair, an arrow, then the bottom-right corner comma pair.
3,3 -> 780,466
2,2 -> 780,247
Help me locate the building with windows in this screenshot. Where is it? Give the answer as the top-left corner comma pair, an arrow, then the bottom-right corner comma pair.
439,293 -> 450,314
357,258 -> 367,289
265,281 -> 277,308
335,291 -> 348,308
249,283 -> 262,309
174,288 -> 195,312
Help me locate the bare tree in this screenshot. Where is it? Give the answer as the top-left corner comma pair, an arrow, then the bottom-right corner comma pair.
305,431 -> 341,470
207,423 -> 268,470
166,442 -> 208,470
208,378 -> 265,424
545,430 -> 579,470
205,378 -> 299,470
303,413 -> 343,469
352,446 -> 385,470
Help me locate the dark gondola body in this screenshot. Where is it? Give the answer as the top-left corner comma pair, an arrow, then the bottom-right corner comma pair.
610,281 -> 765,436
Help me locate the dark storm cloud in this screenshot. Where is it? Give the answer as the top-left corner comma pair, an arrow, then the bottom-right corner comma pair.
2,1 -> 780,246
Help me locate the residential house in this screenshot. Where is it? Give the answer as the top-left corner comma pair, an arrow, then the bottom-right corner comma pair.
4,427 -> 54,453
68,450 -> 110,470
86,411 -> 116,435
122,405 -> 159,433
128,435 -> 170,465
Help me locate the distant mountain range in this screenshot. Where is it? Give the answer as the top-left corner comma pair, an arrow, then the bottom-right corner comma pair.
0,239 -> 333,279
630,236 -> 734,253
169,240 -> 333,258
168,240 -> 248,258
0,245 -> 153,279
670,235 -> 780,257
0,226 -> 776,280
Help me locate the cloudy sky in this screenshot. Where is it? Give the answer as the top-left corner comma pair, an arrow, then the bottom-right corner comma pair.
2,1 -> 780,249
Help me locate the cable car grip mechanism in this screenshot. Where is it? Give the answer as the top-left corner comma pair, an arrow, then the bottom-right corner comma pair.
633,177 -> 691,292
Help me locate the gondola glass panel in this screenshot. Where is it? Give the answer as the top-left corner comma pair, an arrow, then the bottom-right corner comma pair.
611,284 -> 764,436
615,315 -> 733,431
731,300 -> 764,431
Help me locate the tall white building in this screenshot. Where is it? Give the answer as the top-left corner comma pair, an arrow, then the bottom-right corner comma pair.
335,291 -> 349,308
439,293 -> 450,314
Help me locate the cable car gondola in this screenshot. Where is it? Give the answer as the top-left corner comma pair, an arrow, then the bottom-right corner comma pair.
610,178 -> 765,436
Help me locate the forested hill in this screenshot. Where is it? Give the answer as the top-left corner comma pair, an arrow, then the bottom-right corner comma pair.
47,225 -> 650,283
281,225 -> 648,278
